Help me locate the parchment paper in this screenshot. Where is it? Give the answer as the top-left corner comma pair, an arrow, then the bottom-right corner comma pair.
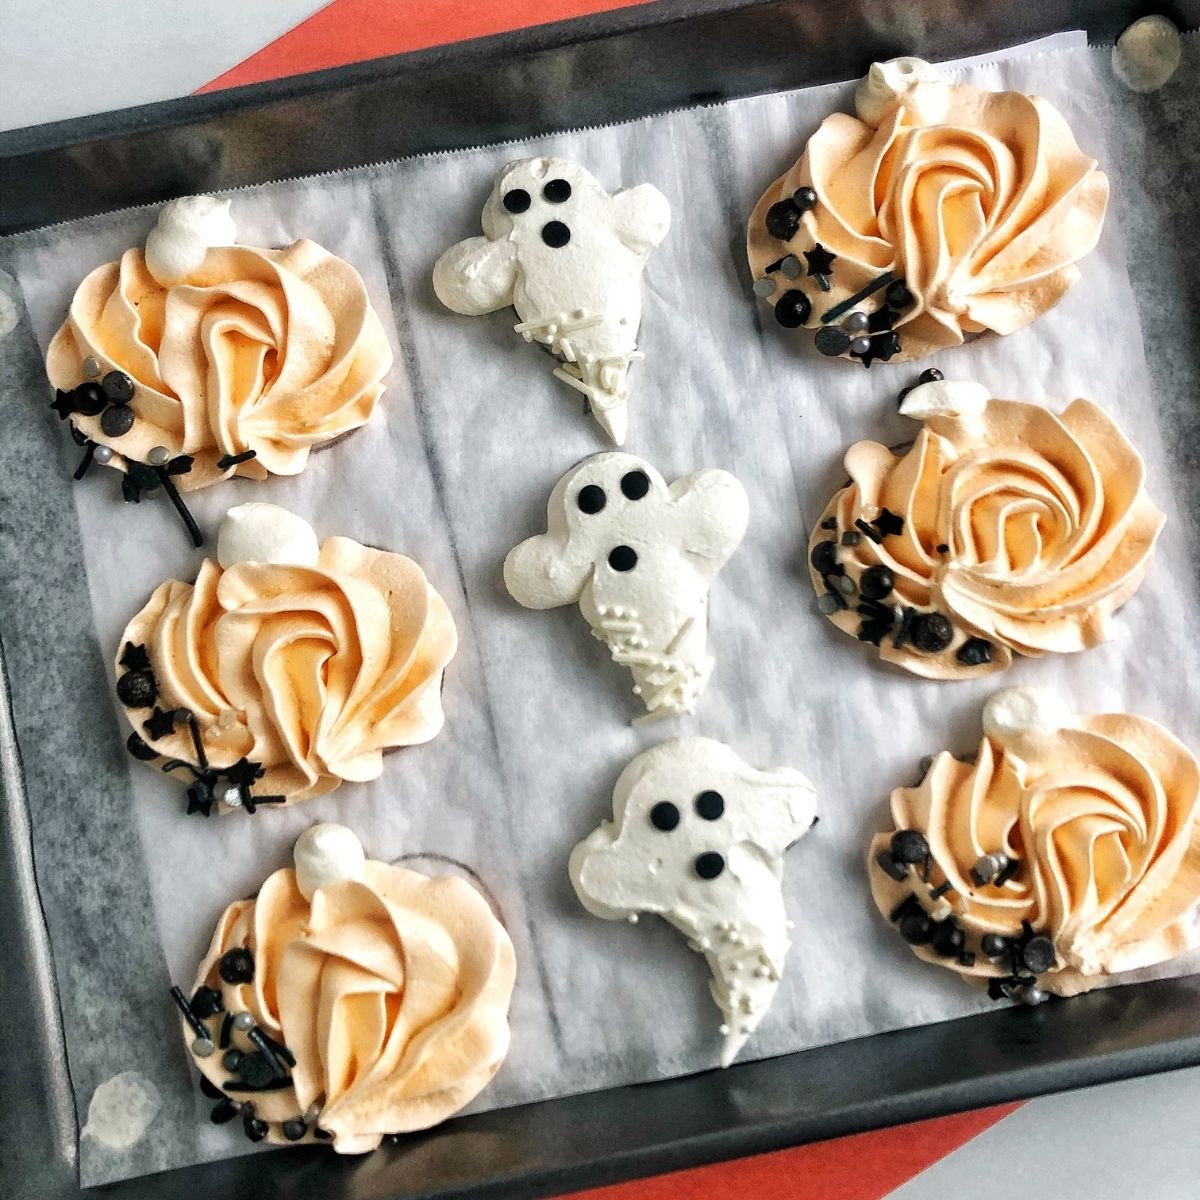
2,32 -> 1199,1188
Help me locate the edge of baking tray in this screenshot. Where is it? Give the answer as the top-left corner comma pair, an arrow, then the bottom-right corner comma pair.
6,2 -> 1200,1198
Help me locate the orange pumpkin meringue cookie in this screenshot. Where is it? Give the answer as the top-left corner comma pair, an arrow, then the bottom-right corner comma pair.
808,377 -> 1164,679
869,688 -> 1200,1001
116,503 -> 457,813
747,58 -> 1109,366
46,195 -> 392,522
172,824 -> 516,1151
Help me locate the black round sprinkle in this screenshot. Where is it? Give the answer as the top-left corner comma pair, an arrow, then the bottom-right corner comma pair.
765,199 -> 801,241
313,1129 -> 333,1141
931,921 -> 966,958
620,470 -> 650,500
542,178 -> 572,203
101,370 -> 135,404
1021,936 -> 1056,975
100,404 -> 135,437
502,188 -> 531,213
649,801 -> 680,832
859,565 -> 895,601
695,790 -> 725,821
917,368 -> 944,385
210,1098 -> 240,1125
810,540 -> 839,576
116,669 -> 156,709
282,1118 -> 308,1142
222,1049 -> 243,1073
191,986 -> 224,1019
890,829 -> 929,865
243,1115 -> 269,1143
577,484 -> 606,515
198,1075 -> 224,1100
694,851 -> 725,880
774,288 -> 812,329
608,545 -> 638,572
126,731 -> 159,761
236,1053 -> 275,1089
956,638 -> 994,666
541,220 -> 571,248
981,933 -> 1009,959
792,185 -> 818,212
814,325 -> 852,357
886,280 -> 915,309
218,947 -> 254,985
898,911 -> 933,944
72,381 -> 108,416
911,612 -> 954,653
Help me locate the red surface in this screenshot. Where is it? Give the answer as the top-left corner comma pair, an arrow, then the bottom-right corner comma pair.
564,1104 -> 1022,1200
197,0 -> 658,93
198,5 -> 1026,1196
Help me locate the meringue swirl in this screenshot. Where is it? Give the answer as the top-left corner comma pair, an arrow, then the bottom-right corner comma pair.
47,237 -> 392,489
809,389 -> 1164,679
747,66 -> 1108,363
869,691 -> 1200,996
187,842 -> 515,1151
119,535 -> 457,806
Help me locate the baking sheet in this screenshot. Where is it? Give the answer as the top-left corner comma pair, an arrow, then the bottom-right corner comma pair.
2,31 -> 1200,1188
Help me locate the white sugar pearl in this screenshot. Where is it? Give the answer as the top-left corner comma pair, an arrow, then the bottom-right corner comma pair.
1113,15 -> 1181,93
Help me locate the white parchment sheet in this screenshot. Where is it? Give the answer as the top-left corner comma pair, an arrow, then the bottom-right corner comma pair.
3,32 -> 1200,1187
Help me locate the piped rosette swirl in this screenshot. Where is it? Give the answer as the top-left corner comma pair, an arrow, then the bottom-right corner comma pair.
116,504 -> 457,812
747,58 -> 1109,366
808,378 -> 1164,679
47,194 -> 392,493
869,688 -> 1200,1000
174,824 -> 516,1151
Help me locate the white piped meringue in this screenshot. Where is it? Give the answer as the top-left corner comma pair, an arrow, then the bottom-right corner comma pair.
853,57 -> 944,126
293,823 -> 367,901
982,686 -> 1074,745
144,195 -> 237,286
898,379 -> 991,423
217,502 -> 320,568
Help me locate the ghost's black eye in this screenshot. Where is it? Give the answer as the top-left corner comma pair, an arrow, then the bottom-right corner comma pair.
541,221 -> 571,248
608,545 -> 638,572
620,470 -> 650,500
503,189 -> 531,214
695,790 -> 724,820
694,852 -> 725,880
577,484 -> 606,514
649,801 -> 680,831
543,178 -> 572,203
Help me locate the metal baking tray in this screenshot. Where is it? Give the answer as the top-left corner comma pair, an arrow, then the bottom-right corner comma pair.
3,2 -> 1200,1197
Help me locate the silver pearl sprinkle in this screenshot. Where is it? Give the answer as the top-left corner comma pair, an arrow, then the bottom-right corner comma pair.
817,593 -> 839,615
232,1011 -> 255,1032
147,445 -> 170,467
82,356 -> 101,378
191,1036 -> 215,1058
752,276 -> 777,298
850,336 -> 872,356
1020,986 -> 1048,1006
93,445 -> 114,465
836,575 -> 856,596
221,785 -> 244,808
303,1102 -> 322,1124
844,311 -> 869,334
780,255 -> 802,279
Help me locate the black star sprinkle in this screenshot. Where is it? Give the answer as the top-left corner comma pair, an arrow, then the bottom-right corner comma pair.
166,455 -> 195,477
803,244 -> 837,289
873,508 -> 905,538
187,781 -> 215,817
226,758 -> 265,789
50,390 -> 77,420
867,307 -> 898,333
120,642 -> 152,672
857,618 -> 893,646
872,330 -> 903,361
144,706 -> 179,740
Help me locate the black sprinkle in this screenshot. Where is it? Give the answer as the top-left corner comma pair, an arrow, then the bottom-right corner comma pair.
126,732 -> 159,761
841,530 -> 862,547
219,1012 -> 235,1050
956,638 -> 994,666
892,606 -> 916,650
996,858 -> 1020,886
854,519 -> 883,544
820,271 -> 895,324
820,516 -> 838,530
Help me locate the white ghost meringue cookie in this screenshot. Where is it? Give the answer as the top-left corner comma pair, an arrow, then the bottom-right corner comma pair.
982,686 -> 1075,745
217,502 -> 321,568
293,823 -> 367,900
504,452 -> 748,722
570,737 -> 818,1067
854,57 -> 944,126
898,378 -> 991,423
144,195 -> 238,287
433,156 -> 671,445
